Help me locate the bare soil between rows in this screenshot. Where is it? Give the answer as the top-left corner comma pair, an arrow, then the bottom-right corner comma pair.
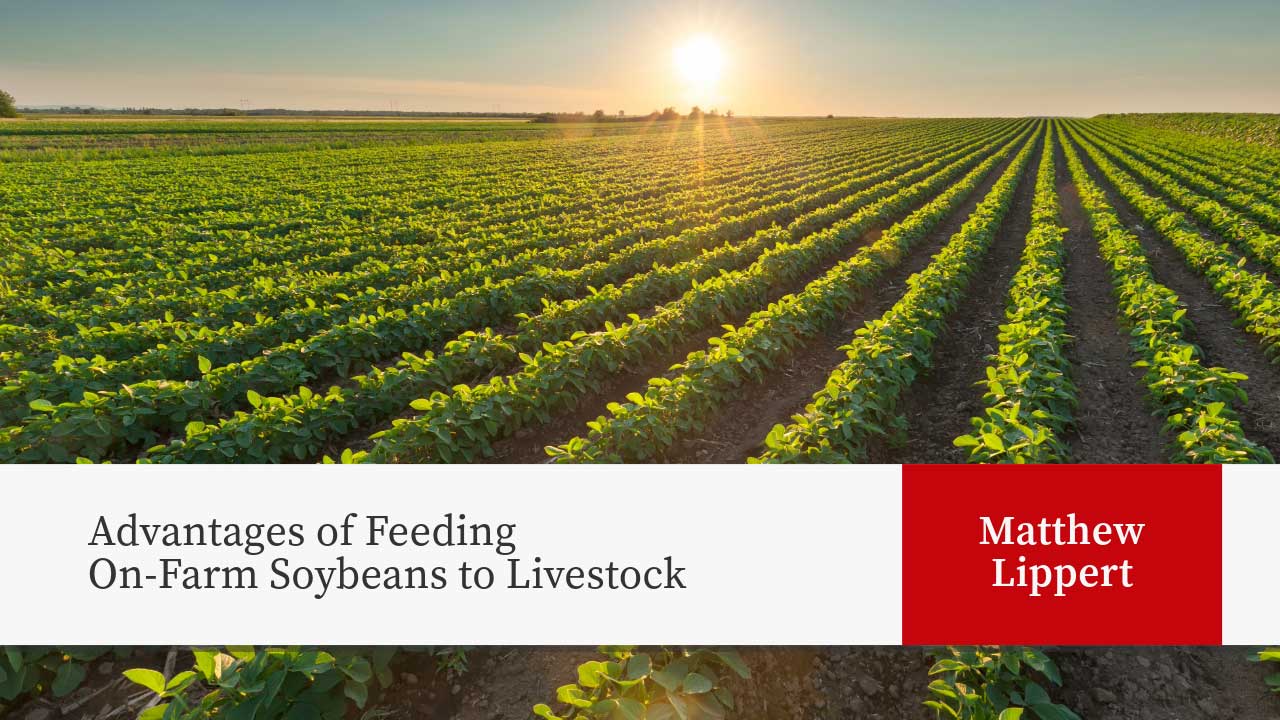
879,132 -> 1043,463
1054,140 -> 1169,463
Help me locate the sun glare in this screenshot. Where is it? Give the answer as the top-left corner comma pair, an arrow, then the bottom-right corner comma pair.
673,35 -> 725,87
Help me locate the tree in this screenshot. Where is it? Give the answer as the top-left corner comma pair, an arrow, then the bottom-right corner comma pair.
688,106 -> 703,120
617,110 -> 625,119
0,89 -> 18,118
660,107 -> 680,121
726,109 -> 734,119
592,109 -> 605,121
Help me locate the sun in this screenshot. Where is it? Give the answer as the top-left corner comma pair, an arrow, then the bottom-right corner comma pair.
673,35 -> 725,86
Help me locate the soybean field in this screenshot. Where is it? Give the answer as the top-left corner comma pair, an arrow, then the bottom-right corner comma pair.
5,115 -> 1280,464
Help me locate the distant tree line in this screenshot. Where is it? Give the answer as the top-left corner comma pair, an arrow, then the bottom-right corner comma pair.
30,106 -> 561,118
18,103 -> 741,122
532,106 -> 734,123
0,89 -> 19,118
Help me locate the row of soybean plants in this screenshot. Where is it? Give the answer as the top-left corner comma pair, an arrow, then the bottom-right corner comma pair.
26,644 -> 1278,720
531,646 -> 1076,720
0,646 -> 433,720
350,122 -> 1035,463
952,127 -> 1073,462
0,124 -> 1023,461
1,645 -> 1082,720
1261,649 -> 1280,695
146,122 -> 1021,463
33,644 -> 1272,719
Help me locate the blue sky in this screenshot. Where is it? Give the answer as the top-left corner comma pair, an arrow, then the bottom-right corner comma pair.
2,0 -> 1278,115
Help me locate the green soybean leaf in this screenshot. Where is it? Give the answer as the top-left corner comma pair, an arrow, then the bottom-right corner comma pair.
28,399 -> 56,413
344,679 -> 368,708
1024,681 -> 1051,706
625,653 -> 652,680
138,704 -> 169,720
533,705 -> 562,720
577,660 -> 606,689
616,698 -> 645,720
682,672 -> 713,694
52,662 -> 87,697
715,651 -> 750,678
651,659 -> 689,692
123,668 -> 168,695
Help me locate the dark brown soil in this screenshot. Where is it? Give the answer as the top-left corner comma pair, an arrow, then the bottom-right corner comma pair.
1055,646 -> 1280,720
799,647 -> 934,719
1054,143 -> 1169,463
882,134 -> 1042,463
1072,137 -> 1280,459
489,138 -> 1026,463
377,648 -> 573,720
658,135 -> 1030,463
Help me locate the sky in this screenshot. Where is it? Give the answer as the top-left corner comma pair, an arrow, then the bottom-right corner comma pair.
2,0 -> 1279,117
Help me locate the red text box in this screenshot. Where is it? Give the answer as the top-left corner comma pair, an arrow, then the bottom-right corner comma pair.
902,464 -> 1222,645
